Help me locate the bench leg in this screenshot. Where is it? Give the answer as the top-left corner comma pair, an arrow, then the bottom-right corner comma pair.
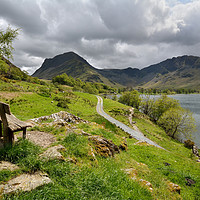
0,122 -> 2,138
23,127 -> 27,139
3,128 -> 14,147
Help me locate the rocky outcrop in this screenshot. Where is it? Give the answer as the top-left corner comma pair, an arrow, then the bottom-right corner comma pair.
192,145 -> 200,162
0,171 -> 52,194
88,135 -> 120,157
31,111 -> 88,125
0,161 -> 19,171
39,145 -> 66,161
139,179 -> 153,192
124,168 -> 153,192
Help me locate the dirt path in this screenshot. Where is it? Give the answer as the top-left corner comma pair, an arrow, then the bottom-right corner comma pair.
16,131 -> 56,148
96,96 -> 165,150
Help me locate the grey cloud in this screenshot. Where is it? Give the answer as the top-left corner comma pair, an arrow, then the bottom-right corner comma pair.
0,0 -> 200,74
0,0 -> 47,35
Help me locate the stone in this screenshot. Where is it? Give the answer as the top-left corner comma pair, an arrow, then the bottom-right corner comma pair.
192,145 -> 200,157
88,135 -> 120,157
119,137 -> 128,151
0,161 -> 20,171
185,178 -> 195,186
139,179 -> 153,192
0,171 -> 52,194
124,168 -> 137,180
88,146 -> 98,163
168,182 -> 181,194
31,111 -> 88,125
81,131 -> 92,136
66,157 -> 77,164
163,162 -> 171,166
134,141 -> 152,146
39,145 -> 66,161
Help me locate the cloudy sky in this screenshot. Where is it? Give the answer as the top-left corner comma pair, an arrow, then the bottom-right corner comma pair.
0,0 -> 200,74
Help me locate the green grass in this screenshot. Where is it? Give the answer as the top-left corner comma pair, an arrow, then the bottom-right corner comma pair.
0,81 -> 199,199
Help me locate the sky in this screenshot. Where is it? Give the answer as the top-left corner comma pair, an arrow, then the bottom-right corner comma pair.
0,0 -> 200,75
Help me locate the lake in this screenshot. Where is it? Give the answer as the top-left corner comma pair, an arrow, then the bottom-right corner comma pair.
107,93 -> 200,147
168,94 -> 200,148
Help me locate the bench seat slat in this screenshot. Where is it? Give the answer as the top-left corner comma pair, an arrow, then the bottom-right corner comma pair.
6,114 -> 31,131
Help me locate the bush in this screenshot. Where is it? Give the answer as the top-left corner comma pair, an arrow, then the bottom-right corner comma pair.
119,90 -> 141,109
184,139 -> 195,149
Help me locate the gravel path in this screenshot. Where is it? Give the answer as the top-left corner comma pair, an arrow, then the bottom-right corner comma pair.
96,96 -> 165,149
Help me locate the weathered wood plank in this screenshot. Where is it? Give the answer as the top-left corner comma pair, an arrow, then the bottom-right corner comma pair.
0,101 -> 32,146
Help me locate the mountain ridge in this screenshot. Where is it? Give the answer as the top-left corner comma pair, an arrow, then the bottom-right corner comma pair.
32,52 -> 200,89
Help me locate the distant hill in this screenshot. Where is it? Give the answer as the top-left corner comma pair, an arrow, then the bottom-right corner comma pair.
32,52 -> 119,87
32,52 -> 200,89
0,56 -> 29,81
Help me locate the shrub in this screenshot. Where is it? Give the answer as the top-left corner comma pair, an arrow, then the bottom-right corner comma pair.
184,139 -> 195,149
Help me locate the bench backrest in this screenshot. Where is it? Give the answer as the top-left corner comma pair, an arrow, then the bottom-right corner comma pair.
0,102 -> 11,126
0,102 -> 11,115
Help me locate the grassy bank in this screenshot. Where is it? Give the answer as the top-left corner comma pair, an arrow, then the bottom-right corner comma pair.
0,81 -> 199,199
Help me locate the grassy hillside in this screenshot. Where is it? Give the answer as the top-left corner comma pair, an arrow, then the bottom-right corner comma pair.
0,79 -> 199,199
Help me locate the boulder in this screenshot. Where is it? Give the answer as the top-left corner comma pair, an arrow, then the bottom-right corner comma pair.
0,171 -> 52,194
0,161 -> 19,171
88,135 -> 120,157
39,145 -> 66,161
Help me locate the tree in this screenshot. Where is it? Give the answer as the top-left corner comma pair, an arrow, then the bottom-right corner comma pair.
0,26 -> 19,59
118,90 -> 141,109
157,107 -> 196,139
150,94 -> 180,122
140,95 -> 154,115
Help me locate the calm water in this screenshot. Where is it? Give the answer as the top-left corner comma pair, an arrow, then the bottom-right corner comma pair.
107,93 -> 200,147
168,94 -> 200,148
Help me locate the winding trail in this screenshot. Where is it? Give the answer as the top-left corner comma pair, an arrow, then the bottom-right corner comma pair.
96,96 -> 165,149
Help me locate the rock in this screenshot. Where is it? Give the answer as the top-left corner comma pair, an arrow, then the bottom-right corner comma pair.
39,145 -> 66,161
139,179 -> 153,192
119,137 -> 128,151
88,146 -> 98,163
0,161 -> 20,171
88,135 -> 120,157
185,178 -> 195,186
192,145 -> 200,158
134,141 -> 152,146
168,182 -> 181,194
0,171 -> 52,194
136,162 -> 147,167
124,168 -> 137,180
81,131 -> 92,136
163,162 -> 171,166
66,157 -> 77,164
31,111 -> 88,125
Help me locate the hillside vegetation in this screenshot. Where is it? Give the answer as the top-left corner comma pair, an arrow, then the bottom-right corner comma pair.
32,52 -> 200,90
0,70 -> 200,199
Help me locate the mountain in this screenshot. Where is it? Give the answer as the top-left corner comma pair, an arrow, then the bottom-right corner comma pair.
32,52 -> 200,89
98,55 -> 200,89
32,52 -> 119,87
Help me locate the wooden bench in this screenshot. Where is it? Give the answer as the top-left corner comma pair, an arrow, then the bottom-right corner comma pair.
0,101 -> 32,146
